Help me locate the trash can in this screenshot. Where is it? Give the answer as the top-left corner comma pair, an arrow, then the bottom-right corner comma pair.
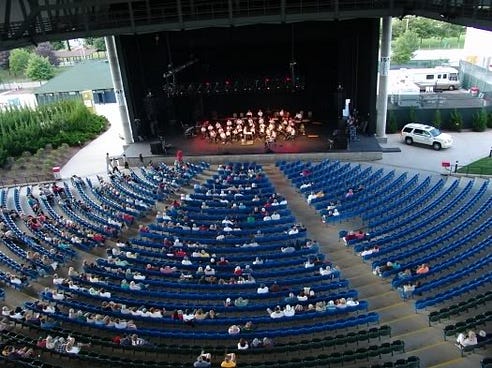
52,166 -> 61,180
470,86 -> 479,97
441,161 -> 451,175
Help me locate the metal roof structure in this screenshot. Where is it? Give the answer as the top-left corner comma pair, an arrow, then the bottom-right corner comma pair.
0,0 -> 491,51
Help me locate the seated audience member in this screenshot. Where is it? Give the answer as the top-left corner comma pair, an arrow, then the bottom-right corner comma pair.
234,297 -> 249,307
360,245 -> 380,257
283,305 -> 295,317
194,351 -> 212,368
267,306 -> 284,319
416,263 -> 430,274
269,281 -> 281,292
344,230 -> 368,243
456,330 -> 478,347
373,261 -> 400,276
400,282 -> 418,298
251,337 -> 262,348
284,292 -> 298,304
262,337 -> 273,348
228,324 -> 241,335
242,321 -> 255,332
221,353 -> 237,368
257,284 -> 269,294
237,338 -> 249,350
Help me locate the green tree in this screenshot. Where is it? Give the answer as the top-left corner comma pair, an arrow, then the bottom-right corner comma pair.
472,109 -> 487,132
411,17 -> 436,46
408,106 -> 417,122
392,30 -> 419,64
391,18 -> 406,40
25,54 -> 55,81
448,109 -> 463,132
433,109 -> 442,128
9,48 -> 31,76
51,41 -> 65,50
387,110 -> 398,133
85,37 -> 106,51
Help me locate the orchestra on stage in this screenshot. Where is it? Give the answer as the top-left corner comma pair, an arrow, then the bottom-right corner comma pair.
198,108 -> 307,145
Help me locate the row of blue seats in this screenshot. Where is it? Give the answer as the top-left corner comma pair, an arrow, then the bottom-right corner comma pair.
82,264 -> 339,292
24,301 -> 378,339
344,173 -> 417,217
118,244 -> 321,268
368,191 -> 491,266
148,221 -> 293,237
359,181 -> 478,254
392,234 -> 491,289
369,179 -> 466,239
52,284 -> 361,317
156,215 -> 296,229
322,171 -> 403,217
362,176 -> 435,224
101,250 -> 326,280
139,228 -> 306,245
130,236 -> 316,256
415,272 -> 492,311
299,163 -> 359,193
415,252 -> 492,295
373,214 -> 492,276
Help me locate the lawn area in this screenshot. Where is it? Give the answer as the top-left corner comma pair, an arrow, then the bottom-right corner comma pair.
0,65 -> 70,85
419,37 -> 465,49
457,156 -> 492,175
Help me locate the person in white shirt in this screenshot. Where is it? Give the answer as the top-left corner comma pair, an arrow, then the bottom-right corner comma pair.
237,338 -> 249,350
267,306 -> 284,319
257,284 -> 269,294
271,212 -> 280,220
319,266 -> 334,276
283,305 -> 295,317
288,227 -> 299,235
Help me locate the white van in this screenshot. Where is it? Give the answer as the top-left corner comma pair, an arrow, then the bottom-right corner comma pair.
397,67 -> 460,91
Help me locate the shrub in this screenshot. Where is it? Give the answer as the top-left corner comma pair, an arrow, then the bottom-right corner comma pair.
387,111 -> 398,133
448,109 -> 463,132
408,107 -> 417,122
488,112 -> 492,129
433,110 -> 442,129
0,100 -> 106,166
472,109 -> 487,132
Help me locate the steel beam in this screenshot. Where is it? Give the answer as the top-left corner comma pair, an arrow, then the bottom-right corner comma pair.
3,0 -> 12,36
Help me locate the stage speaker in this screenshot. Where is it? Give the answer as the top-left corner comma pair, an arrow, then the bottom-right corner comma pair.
333,135 -> 348,149
150,142 -> 164,155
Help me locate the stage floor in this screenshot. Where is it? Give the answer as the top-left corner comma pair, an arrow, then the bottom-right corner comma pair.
123,121 -> 384,160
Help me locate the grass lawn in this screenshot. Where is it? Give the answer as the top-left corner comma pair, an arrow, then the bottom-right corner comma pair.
458,156 -> 492,175
419,37 -> 465,49
0,66 -> 70,85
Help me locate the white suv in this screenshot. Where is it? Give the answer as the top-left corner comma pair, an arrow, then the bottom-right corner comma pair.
401,123 -> 453,150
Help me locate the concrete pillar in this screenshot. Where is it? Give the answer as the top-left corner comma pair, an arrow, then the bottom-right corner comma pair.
376,17 -> 392,142
105,36 -> 134,144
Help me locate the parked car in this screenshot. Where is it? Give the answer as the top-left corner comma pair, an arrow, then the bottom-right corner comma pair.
401,123 -> 453,150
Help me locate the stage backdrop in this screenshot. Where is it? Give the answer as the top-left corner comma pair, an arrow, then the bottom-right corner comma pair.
116,19 -> 379,139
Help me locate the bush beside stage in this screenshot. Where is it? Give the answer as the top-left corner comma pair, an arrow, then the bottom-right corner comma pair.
0,100 -> 107,167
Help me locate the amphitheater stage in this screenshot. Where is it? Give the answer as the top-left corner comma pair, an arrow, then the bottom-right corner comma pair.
123,122 -> 386,165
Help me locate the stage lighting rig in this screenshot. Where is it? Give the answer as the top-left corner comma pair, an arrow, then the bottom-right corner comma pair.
163,58 -> 198,79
